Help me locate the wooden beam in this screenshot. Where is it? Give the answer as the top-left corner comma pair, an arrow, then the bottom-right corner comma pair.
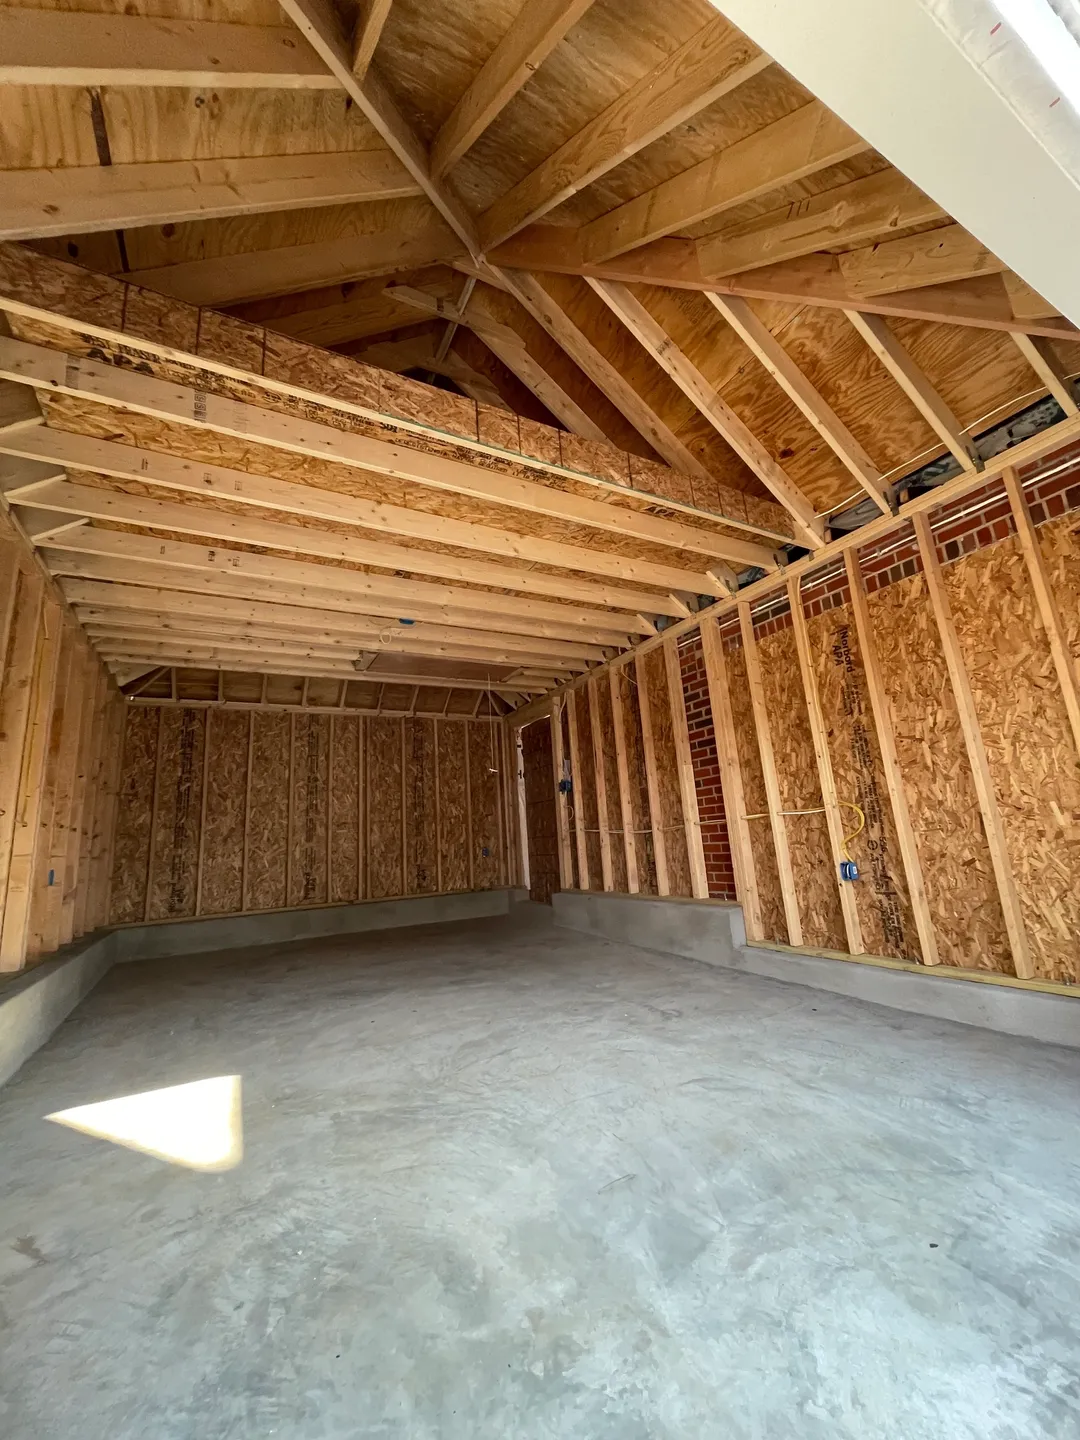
844,310 -> 982,474
431,0 -> 595,178
698,615 -> 761,939
706,292 -> 890,514
787,576 -> 864,954
1,425 -> 750,590
565,689 -> 590,889
608,666 -> 640,893
697,168 -> 948,278
0,7 -> 338,88
478,16 -> 769,249
843,548 -> 939,965
586,677 -> 614,890
550,699 -> 574,888
737,600 -> 802,945
0,152 -> 422,241
912,511 -> 1033,978
663,638 -> 708,899
633,654 -> 670,896
580,101 -> 868,263
350,0 -> 392,81
18,476 -> 693,617
1010,333 -> 1079,416
839,223 -> 1006,298
0,335 -> 774,568
1002,466 -> 1080,762
1003,272 -> 1061,323
586,277 -> 824,546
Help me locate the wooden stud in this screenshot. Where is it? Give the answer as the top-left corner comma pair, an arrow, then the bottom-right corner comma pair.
358,715 -> 367,900
737,601 -> 803,946
698,615 -> 761,938
607,665 -> 640,894
286,711 -> 296,907
1002,466 -> 1080,760
73,670 -> 107,938
663,637 -> 709,899
194,706 -> 212,916
62,658 -> 102,944
565,688 -> 590,889
1010,333 -> 1078,416
586,676 -> 614,890
0,566 -> 43,923
844,549 -> 939,965
550,700 -> 574,889
350,0 -> 392,81
433,715 -> 443,895
634,651 -> 670,896
142,705 -> 165,924
464,718 -> 475,890
31,627 -> 76,960
912,511 -> 1034,977
399,717 -> 407,897
787,576 -> 864,955
240,709 -> 254,912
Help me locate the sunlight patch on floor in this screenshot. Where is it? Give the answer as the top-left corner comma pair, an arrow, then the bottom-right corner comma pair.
46,1075 -> 242,1171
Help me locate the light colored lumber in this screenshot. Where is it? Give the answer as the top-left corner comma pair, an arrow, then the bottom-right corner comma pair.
1010,333 -> 1078,415
0,335 -> 772,568
431,0 -> 595,177
0,151 -> 421,241
0,7 -> 338,88
478,16 -> 769,248
607,666 -> 640,894
587,277 -> 824,546
1002,466 -> 1080,761
18,476 -> 690,618
565,688 -> 590,889
550,700 -> 574,888
663,637 -> 708,899
737,600 -> 802,945
633,653 -> 670,896
351,0 -> 392,81
912,511 -> 1033,978
28,627 -> 74,962
71,668 -> 108,939
581,101 -> 867,262
844,310 -> 982,474
0,567 -> 44,926
844,549 -> 939,965
0,425 -> 742,592
586,676 -> 614,890
698,615 -> 761,938
706,292 -> 890,513
1003,272 -> 1060,322
839,223 -> 1006,298
697,168 -> 947,278
787,576 -> 864,954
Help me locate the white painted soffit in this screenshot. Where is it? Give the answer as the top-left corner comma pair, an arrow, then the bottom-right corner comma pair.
711,0 -> 1080,326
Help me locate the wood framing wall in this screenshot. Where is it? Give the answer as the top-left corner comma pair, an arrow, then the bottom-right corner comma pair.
108,704 -> 515,925
0,510 -> 122,972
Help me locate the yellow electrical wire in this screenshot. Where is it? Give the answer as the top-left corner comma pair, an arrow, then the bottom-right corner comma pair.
743,800 -> 865,864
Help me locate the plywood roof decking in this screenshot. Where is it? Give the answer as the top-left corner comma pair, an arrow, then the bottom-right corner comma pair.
1,0 -> 1078,693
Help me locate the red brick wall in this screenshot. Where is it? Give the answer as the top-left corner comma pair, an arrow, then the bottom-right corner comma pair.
679,636 -> 737,901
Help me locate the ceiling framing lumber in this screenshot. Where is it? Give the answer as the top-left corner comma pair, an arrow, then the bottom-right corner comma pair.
844,309 -> 982,474
477,16 -> 771,250
13,476 -> 701,616
0,426 -> 745,591
0,7 -> 339,88
579,100 -> 869,263
0,336 -> 776,565
705,292 -> 890,514
1010,333 -> 1079,417
837,223 -> 1008,299
0,152 -> 423,242
350,0 -> 393,82
586,278 -> 824,546
430,0 -> 596,179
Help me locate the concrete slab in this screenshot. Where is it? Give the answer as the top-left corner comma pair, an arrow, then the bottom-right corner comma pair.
2,907 -> 1079,1438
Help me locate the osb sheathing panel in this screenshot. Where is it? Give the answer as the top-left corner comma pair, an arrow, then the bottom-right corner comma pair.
436,720 -> 470,893
246,710 -> 290,911
616,666 -> 657,894
944,534 -> 1080,982
756,621 -> 846,950
109,700 -> 158,923
722,636 -> 787,944
287,713 -> 329,908
405,717 -> 439,895
640,646 -> 693,897
468,722 -> 503,890
867,572 -> 1012,972
367,717 -> 405,900
147,706 -> 205,921
591,678 -> 629,893
570,689 -> 602,887
329,713 -> 361,904
805,605 -> 917,960
199,708 -> 248,916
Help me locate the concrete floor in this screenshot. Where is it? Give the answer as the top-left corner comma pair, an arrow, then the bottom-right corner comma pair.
2,907 -> 1080,1440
